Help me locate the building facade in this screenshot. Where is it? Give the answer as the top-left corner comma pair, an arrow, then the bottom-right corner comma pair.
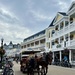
21,30 -> 46,52
3,41 -> 21,57
47,1 -> 75,65
21,2 -> 75,65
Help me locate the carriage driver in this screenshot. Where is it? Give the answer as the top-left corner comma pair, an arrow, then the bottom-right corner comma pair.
28,56 -> 35,69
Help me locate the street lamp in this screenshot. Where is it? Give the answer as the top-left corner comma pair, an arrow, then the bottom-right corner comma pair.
1,38 -> 4,49
0,38 -> 5,63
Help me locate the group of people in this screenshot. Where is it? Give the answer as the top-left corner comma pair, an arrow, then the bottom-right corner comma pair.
54,55 -> 68,62
2,57 -> 14,75
54,55 -> 69,66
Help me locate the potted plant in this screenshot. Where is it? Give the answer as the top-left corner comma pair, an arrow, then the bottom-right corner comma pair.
55,27 -> 58,30
61,37 -> 64,40
70,34 -> 73,38
55,40 -> 58,44
56,44 -> 61,48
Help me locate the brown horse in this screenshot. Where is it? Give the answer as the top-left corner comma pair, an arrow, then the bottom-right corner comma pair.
25,52 -> 53,75
35,52 -> 53,75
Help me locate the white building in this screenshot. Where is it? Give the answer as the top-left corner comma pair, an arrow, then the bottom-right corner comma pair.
21,1 -> 75,65
46,1 -> 75,65
21,30 -> 46,53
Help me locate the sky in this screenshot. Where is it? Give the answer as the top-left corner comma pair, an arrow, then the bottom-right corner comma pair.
0,0 -> 74,45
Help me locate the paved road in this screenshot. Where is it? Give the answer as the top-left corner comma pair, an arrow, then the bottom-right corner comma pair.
13,61 -> 75,75
13,61 -> 25,75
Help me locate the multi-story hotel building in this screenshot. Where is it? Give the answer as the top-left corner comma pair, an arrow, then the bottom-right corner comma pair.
21,2 -> 75,65
47,1 -> 75,65
21,30 -> 46,53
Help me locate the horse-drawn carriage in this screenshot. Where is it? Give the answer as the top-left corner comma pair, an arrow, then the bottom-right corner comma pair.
20,49 -> 53,75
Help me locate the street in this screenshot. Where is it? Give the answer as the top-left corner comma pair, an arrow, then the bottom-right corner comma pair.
13,61 -> 75,75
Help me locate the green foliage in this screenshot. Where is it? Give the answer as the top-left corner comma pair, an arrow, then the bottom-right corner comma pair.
0,48 -> 5,55
56,44 -> 61,48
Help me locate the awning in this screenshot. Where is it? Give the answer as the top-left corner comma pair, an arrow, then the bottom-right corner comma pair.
20,48 -> 41,54
21,54 -> 29,57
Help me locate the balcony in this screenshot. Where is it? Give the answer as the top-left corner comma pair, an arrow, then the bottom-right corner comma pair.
52,39 -> 75,51
60,42 -> 64,48
52,22 -> 75,39
31,43 -> 45,49
66,41 -> 70,47
70,22 -> 75,31
65,39 -> 75,47
52,44 -> 57,49
70,39 -> 75,46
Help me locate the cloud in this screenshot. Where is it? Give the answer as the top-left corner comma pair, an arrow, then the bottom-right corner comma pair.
0,0 -> 73,45
30,10 -> 52,21
0,7 -> 21,25
56,0 -> 71,12
0,21 -> 32,44
0,7 -> 32,45
58,1 -> 68,11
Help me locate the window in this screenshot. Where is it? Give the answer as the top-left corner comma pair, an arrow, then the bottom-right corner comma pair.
52,30 -> 55,34
55,25 -> 59,30
52,41 -> 55,45
60,22 -> 64,29
49,32 -> 50,38
60,36 -> 64,43
65,21 -> 69,26
70,18 -> 73,24
49,43 -> 50,48
65,35 -> 68,41
70,34 -> 73,40
21,46 -> 23,49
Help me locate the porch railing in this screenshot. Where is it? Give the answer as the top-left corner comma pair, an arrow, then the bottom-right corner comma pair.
52,22 -> 75,38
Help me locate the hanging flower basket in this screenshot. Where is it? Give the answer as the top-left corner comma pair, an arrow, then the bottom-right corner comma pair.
61,38 -> 64,40
55,40 -> 58,43
55,27 -> 58,30
70,35 -> 73,38
0,49 -> 5,55
56,44 -> 61,48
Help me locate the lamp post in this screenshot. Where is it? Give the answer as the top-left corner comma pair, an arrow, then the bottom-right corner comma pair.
0,38 -> 4,63
1,38 -> 4,49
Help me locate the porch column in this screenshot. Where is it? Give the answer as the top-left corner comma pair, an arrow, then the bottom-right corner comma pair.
52,52 -> 54,62
69,50 -> 72,63
60,51 -> 62,62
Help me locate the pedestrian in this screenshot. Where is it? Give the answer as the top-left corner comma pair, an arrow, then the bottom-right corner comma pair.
63,55 -> 68,62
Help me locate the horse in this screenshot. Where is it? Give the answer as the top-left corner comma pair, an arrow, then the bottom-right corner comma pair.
35,52 -> 53,75
25,51 -> 53,75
